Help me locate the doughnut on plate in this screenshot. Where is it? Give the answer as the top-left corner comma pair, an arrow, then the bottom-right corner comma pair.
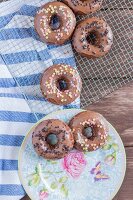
18,109 -> 126,200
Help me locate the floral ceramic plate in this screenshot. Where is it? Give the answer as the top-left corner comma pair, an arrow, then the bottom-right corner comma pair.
18,109 -> 126,200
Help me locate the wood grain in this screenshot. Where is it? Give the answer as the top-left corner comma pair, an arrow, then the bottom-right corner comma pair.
85,82 -> 133,146
80,78 -> 133,108
84,83 -> 133,200
84,82 -> 133,199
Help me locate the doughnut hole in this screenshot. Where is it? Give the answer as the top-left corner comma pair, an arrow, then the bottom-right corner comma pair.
50,14 -> 61,30
83,125 -> 98,141
57,77 -> 69,91
86,30 -> 100,46
46,133 -> 58,146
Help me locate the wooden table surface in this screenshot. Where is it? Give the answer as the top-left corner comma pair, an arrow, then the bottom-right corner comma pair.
86,82 -> 133,200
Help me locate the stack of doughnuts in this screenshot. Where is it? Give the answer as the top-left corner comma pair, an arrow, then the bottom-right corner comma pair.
32,110 -> 109,159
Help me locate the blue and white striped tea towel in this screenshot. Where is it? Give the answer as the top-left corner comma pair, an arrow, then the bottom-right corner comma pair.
0,0 -> 80,199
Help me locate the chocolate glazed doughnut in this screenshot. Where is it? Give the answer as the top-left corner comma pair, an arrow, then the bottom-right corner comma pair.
32,119 -> 74,159
40,64 -> 82,105
69,110 -> 108,151
34,2 -> 76,45
63,0 -> 103,15
73,17 -> 113,58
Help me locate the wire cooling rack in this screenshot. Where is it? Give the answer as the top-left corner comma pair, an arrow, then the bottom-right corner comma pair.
75,0 -> 133,106
0,0 -> 133,117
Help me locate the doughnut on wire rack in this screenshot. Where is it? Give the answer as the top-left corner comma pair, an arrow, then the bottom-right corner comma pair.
0,0 -> 132,118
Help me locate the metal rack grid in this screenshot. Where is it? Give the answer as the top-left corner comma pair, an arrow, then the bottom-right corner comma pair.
0,0 -> 133,118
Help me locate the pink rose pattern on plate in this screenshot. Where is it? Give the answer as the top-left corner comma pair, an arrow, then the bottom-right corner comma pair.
62,151 -> 87,178
39,191 -> 48,200
27,135 -> 119,199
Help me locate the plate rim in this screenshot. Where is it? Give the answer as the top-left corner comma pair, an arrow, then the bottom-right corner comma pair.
18,108 -> 126,200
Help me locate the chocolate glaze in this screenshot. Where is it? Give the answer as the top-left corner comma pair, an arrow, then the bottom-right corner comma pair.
32,119 -> 74,159
69,110 -> 109,151
40,64 -> 82,105
34,2 -> 76,45
72,17 -> 113,58
63,0 -> 103,15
